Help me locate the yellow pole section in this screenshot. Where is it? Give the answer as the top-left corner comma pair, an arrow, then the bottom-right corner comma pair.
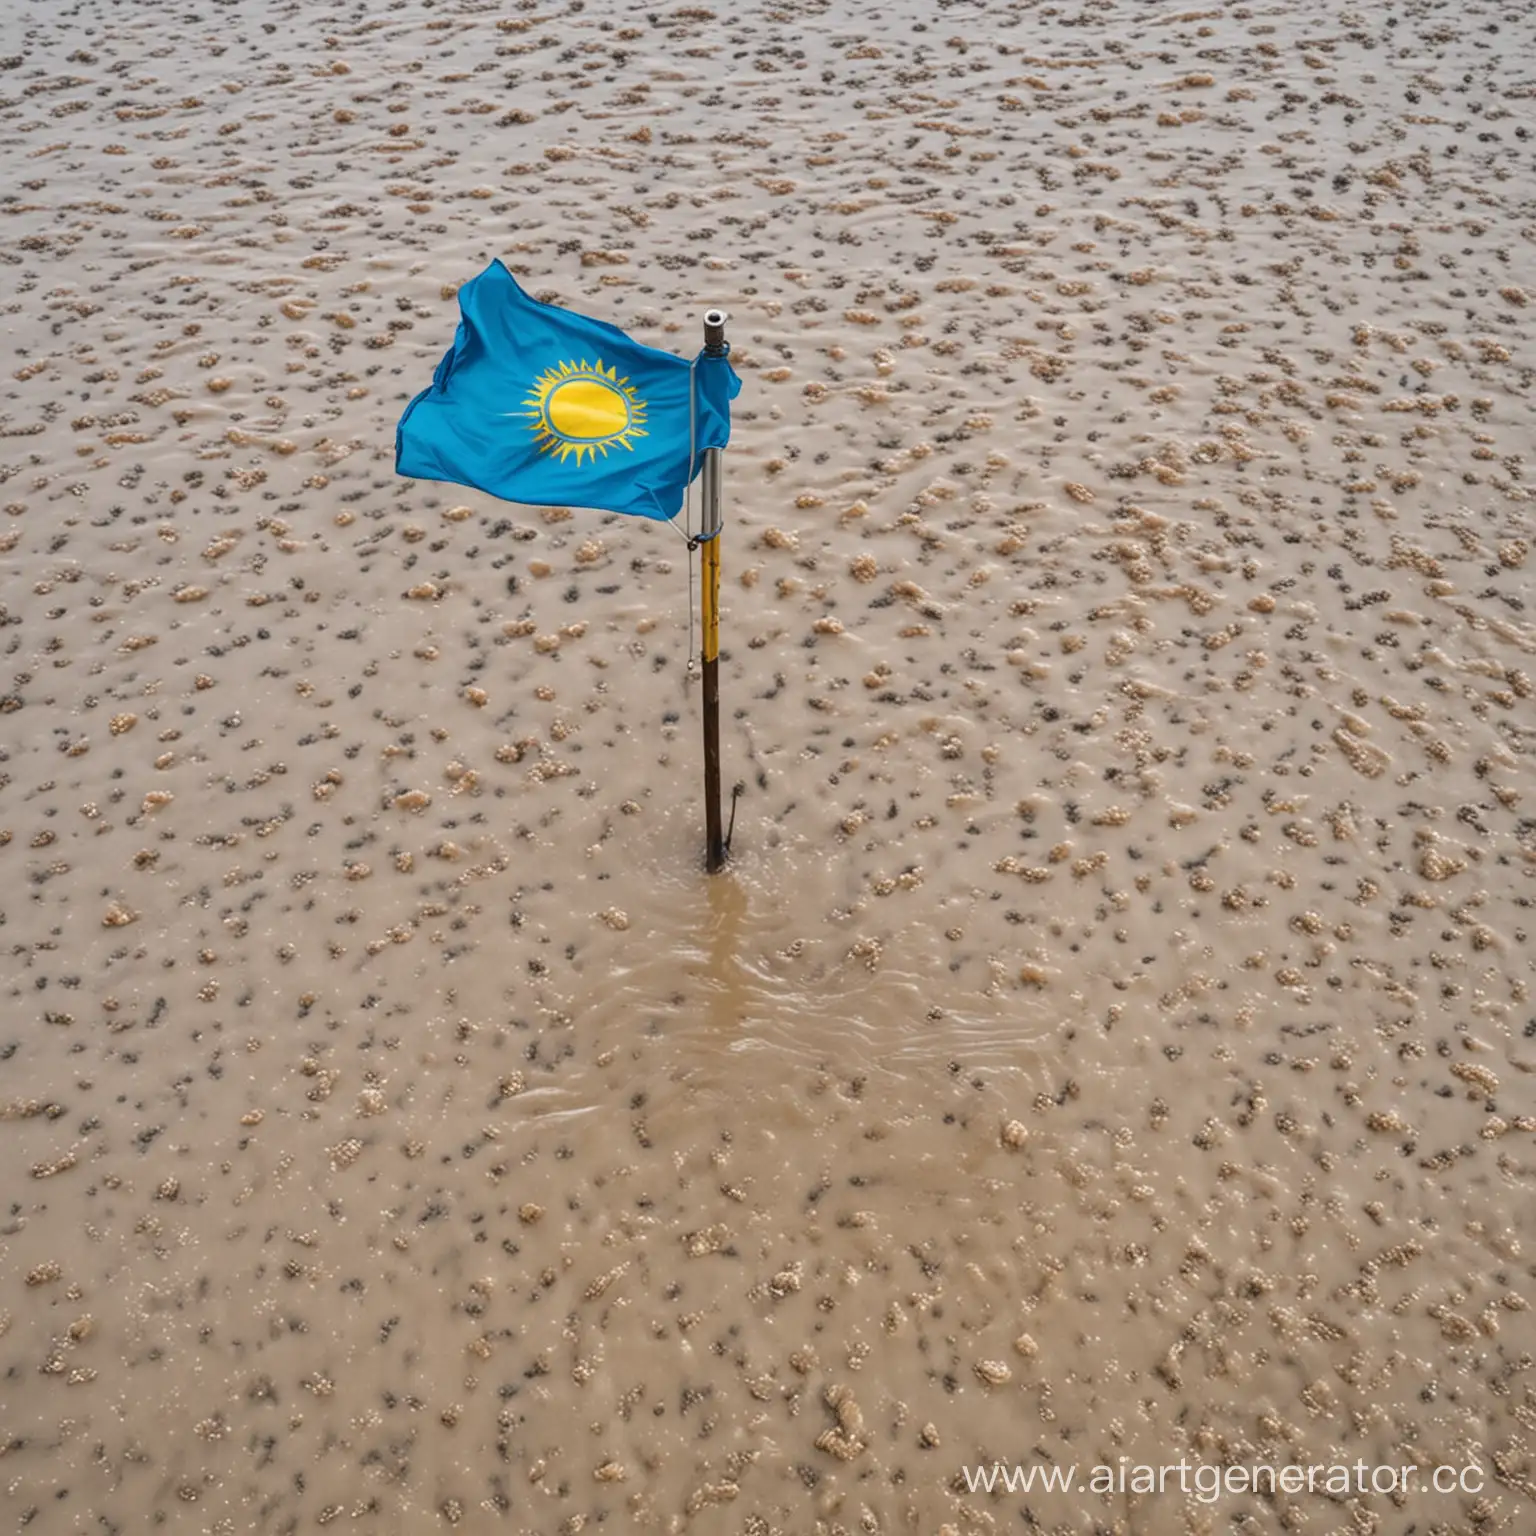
701,534 -> 720,665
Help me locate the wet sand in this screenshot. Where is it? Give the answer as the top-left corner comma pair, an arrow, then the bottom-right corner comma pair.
1,0 -> 1533,1530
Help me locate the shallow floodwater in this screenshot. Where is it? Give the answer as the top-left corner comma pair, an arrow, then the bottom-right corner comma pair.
0,0 -> 1532,1531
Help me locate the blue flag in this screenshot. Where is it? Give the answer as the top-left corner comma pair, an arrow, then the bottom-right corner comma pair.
395,260 -> 741,522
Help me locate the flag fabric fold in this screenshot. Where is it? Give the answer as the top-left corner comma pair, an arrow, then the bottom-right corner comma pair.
395,260 -> 741,522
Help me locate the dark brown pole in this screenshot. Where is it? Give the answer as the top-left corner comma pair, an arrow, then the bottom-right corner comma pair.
700,309 -> 727,872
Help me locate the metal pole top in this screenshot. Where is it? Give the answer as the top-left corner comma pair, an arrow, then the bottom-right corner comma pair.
703,309 -> 728,356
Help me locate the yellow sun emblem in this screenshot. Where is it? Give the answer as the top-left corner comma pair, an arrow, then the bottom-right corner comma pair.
517,358 -> 648,465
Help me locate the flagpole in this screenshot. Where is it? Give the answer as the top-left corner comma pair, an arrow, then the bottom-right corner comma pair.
700,308 -> 727,873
